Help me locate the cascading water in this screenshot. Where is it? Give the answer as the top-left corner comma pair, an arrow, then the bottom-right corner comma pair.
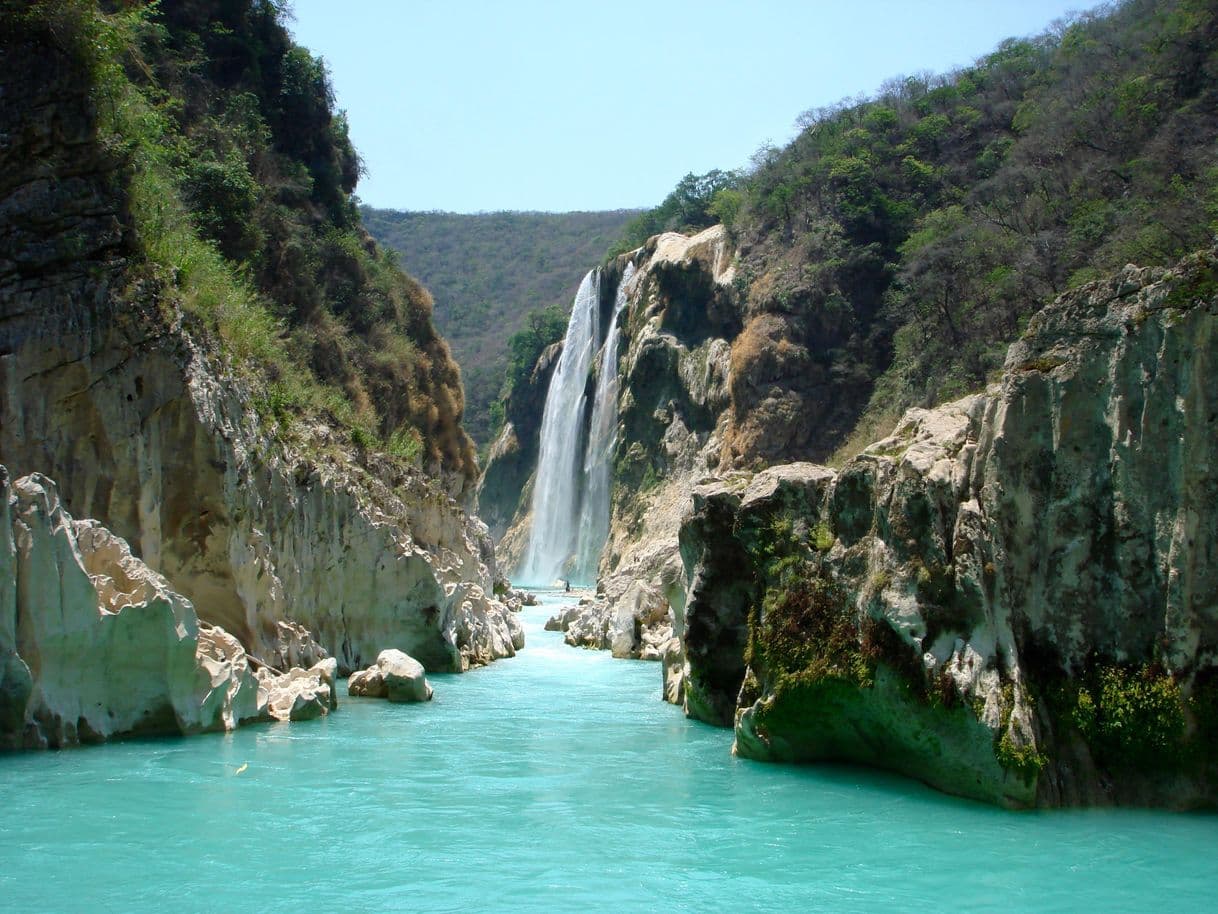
573,262 -> 635,581
518,269 -> 602,584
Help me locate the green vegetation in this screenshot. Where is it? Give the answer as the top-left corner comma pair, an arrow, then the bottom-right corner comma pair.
608,169 -> 743,257
811,521 -> 834,552
744,517 -> 870,689
502,304 -> 570,405
995,683 -> 1047,782
625,0 -> 1218,455
362,208 -> 638,447
17,0 -> 474,478
1071,664 -> 1188,768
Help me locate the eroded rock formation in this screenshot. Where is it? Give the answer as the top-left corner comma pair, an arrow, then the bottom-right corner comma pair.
0,468 -> 269,747
0,15 -> 518,681
679,251 -> 1218,807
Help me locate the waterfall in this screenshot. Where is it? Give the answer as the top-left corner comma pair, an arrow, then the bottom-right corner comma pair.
518,269 -> 601,585
573,262 -> 635,581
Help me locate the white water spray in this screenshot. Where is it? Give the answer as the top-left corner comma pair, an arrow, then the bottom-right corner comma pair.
518,270 -> 601,584
573,262 -> 635,581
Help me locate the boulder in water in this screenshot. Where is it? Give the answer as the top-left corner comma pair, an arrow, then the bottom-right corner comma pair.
380,649 -> 433,702
347,665 -> 387,698
349,649 -> 433,702
255,661 -> 337,722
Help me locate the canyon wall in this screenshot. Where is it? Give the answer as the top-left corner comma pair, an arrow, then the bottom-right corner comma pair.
680,251 -> 1218,806
484,219 -> 1218,805
0,5 -> 516,707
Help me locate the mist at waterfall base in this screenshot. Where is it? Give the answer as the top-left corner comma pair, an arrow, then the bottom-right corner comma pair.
518,263 -> 635,587
2,596 -> 1213,913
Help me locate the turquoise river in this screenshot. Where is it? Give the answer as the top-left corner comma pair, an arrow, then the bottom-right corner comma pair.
1,592 -> 1215,912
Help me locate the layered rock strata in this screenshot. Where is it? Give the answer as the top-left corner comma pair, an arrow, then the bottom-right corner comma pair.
677,252 -> 1218,807
0,25 -> 518,678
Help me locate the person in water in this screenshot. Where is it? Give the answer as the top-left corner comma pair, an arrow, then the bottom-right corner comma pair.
564,580 -> 570,592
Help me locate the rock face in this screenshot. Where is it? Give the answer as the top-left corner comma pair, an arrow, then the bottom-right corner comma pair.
348,649 -> 433,702
0,299 -> 520,674
678,251 -> 1218,807
0,23 -> 519,680
0,468 -> 269,748
484,226 -> 739,657
543,586 -> 672,660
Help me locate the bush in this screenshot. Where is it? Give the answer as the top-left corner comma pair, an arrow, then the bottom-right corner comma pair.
1076,666 -> 1187,767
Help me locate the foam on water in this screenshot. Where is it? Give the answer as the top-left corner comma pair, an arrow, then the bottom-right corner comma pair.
1,591 -> 1215,912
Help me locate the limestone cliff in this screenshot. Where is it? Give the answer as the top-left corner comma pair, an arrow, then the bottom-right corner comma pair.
0,2 -> 516,700
485,210 -> 1218,806
679,251 -> 1218,807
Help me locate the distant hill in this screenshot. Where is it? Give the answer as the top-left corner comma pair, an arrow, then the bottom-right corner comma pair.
362,208 -> 640,448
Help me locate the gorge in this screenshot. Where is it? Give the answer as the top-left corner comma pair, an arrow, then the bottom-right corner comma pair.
488,228 -> 1218,809
4,0 -> 1218,908
2,595 -> 1215,911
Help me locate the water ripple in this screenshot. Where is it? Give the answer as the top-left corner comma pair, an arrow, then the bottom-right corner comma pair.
1,595 -> 1215,912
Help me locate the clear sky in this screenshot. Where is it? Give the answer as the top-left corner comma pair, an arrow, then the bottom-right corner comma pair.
288,0 -> 1102,213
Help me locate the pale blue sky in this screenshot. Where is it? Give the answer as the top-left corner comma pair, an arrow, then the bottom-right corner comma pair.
289,0 -> 1103,213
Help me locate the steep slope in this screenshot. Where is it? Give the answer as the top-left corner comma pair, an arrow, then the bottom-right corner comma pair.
680,250 -> 1218,807
363,208 -> 638,448
611,0 -> 1218,466
488,218 -> 1218,806
0,0 -> 516,719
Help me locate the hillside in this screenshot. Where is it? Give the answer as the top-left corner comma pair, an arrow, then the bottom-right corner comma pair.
610,0 -> 1218,465
362,208 -> 638,447
8,0 -> 477,482
0,0 -> 519,748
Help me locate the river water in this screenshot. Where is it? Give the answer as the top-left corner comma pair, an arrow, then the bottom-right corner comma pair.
1,592 -> 1214,912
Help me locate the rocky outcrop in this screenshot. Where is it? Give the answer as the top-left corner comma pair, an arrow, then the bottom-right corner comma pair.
678,251 -> 1218,807
0,468 -> 272,747
588,228 -> 739,666
0,19 -> 519,679
257,658 -> 338,722
543,585 -> 672,660
348,649 -> 433,702
676,465 -> 834,726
